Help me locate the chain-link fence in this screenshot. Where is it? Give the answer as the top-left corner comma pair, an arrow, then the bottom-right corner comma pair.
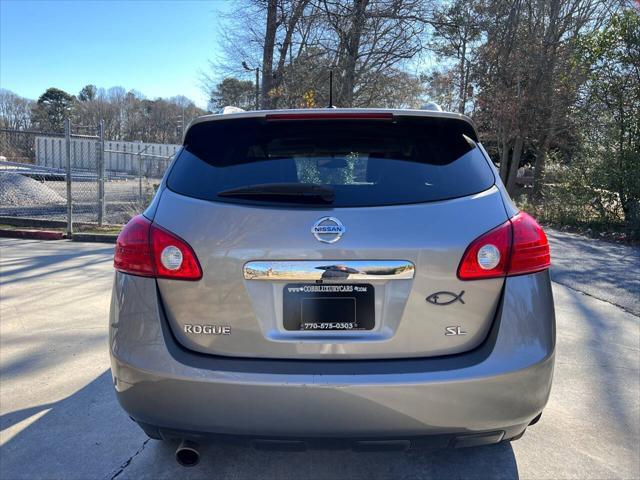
0,120 -> 178,233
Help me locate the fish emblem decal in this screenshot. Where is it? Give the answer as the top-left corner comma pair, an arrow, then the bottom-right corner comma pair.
426,291 -> 465,306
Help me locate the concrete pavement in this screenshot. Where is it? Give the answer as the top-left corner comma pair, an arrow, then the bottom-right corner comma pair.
0,235 -> 638,479
547,229 -> 640,316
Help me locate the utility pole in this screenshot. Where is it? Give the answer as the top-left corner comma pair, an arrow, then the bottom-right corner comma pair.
97,119 -> 105,226
175,109 -> 185,142
242,61 -> 260,110
329,70 -> 333,108
64,118 -> 73,237
255,67 -> 260,110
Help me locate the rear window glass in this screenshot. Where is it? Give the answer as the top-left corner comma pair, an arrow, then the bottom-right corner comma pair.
167,116 -> 494,207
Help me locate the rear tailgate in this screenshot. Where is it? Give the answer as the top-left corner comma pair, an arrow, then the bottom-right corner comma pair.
154,112 -> 508,359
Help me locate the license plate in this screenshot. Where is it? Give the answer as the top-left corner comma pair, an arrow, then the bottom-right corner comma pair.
283,284 -> 375,331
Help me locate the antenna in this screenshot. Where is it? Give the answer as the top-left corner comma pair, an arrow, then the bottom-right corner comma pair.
328,70 -> 333,108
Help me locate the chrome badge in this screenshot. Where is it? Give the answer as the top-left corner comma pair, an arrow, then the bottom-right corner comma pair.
445,326 -> 467,336
312,217 -> 345,244
184,325 -> 231,335
426,291 -> 465,306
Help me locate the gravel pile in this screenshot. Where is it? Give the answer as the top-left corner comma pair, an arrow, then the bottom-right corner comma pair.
0,172 -> 65,207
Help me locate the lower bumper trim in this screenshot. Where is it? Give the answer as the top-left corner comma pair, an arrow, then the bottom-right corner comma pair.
452,431 -> 505,448
135,420 -> 516,451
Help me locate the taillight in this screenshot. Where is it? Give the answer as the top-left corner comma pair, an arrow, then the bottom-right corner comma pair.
508,212 -> 551,275
457,212 -> 550,280
113,215 -> 154,277
149,222 -> 202,280
457,219 -> 512,280
114,215 -> 202,280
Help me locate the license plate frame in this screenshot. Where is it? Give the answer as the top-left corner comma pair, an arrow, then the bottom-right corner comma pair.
283,283 -> 375,331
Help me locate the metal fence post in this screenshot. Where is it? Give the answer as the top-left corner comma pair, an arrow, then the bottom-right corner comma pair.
97,120 -> 105,226
138,150 -> 143,207
135,144 -> 151,207
65,118 -> 73,237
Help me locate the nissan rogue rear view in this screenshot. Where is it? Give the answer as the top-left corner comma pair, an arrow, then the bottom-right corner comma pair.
109,108 -> 554,464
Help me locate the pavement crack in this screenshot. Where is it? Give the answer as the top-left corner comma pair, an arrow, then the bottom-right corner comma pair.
551,280 -> 639,318
107,439 -> 150,480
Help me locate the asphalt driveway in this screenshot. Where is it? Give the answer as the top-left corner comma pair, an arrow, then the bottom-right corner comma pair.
0,231 -> 638,479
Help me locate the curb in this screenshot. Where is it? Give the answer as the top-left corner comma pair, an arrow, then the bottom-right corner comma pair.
0,216 -> 121,230
71,233 -> 117,244
0,228 -> 65,241
0,229 -> 118,243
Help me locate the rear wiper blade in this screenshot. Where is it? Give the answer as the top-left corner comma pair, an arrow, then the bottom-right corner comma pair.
217,183 -> 335,203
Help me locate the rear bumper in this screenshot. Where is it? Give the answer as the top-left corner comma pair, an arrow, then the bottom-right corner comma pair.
109,271 -> 555,441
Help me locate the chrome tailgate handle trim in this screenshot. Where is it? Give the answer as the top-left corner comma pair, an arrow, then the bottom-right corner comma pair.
243,260 -> 415,281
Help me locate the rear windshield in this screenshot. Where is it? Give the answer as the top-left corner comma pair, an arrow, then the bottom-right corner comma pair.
167,116 -> 494,207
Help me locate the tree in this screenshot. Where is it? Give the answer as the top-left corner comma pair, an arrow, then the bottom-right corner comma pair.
209,77 -> 256,110
331,0 -> 370,106
470,0 -> 616,197
261,0 -> 279,108
0,90 -> 35,162
473,0 -> 531,191
422,70 -> 457,112
427,0 -> 482,115
320,0 -> 427,107
0,89 -> 33,129
574,9 -> 640,237
31,87 -> 74,132
78,85 -> 97,102
207,0 -> 428,109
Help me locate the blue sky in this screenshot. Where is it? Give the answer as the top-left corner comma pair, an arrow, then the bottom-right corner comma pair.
0,0 -> 230,107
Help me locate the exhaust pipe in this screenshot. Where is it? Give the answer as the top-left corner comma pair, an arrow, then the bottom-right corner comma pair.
175,439 -> 200,467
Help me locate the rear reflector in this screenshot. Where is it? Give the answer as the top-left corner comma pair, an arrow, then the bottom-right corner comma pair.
114,215 -> 202,280
457,212 -> 550,280
265,112 -> 394,121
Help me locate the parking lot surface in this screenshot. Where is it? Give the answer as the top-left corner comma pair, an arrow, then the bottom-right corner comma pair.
1,233 -> 638,479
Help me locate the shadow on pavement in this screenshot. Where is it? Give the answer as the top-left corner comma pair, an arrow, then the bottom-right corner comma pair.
564,289 -> 639,447
0,369 -> 520,480
128,438 -> 519,480
0,370 -> 147,480
0,331 -> 106,382
0,241 -> 114,287
547,230 -> 640,315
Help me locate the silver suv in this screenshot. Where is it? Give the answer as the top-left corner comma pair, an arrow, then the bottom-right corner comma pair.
109,109 -> 554,466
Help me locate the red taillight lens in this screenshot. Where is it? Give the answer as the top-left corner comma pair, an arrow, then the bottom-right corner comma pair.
457,212 -> 550,280
457,220 -> 512,280
114,215 -> 154,277
150,223 -> 202,280
114,215 -> 202,280
508,212 -> 551,275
